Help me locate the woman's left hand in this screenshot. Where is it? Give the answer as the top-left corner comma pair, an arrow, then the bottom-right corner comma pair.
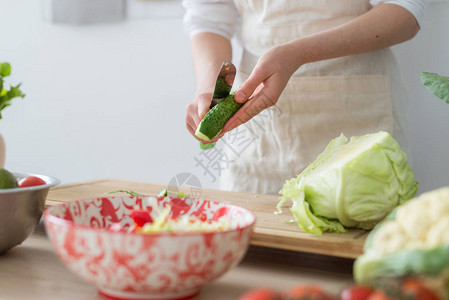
213,43 -> 299,141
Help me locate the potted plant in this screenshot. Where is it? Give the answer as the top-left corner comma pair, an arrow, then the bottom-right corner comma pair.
0,62 -> 25,167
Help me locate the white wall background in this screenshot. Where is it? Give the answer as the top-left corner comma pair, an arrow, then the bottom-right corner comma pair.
0,0 -> 448,195
391,0 -> 449,193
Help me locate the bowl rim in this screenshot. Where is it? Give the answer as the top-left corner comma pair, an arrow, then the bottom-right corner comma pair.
0,172 -> 61,194
43,196 -> 256,237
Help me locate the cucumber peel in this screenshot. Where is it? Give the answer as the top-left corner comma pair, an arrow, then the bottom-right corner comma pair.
213,77 -> 231,99
199,141 -> 216,150
195,93 -> 243,141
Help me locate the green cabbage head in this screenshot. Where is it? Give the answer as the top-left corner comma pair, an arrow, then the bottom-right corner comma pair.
277,131 -> 418,235
354,187 -> 449,298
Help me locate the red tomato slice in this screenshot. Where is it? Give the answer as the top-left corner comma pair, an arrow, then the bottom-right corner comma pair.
130,209 -> 153,227
239,288 -> 283,300
284,285 -> 335,300
18,176 -> 47,188
401,279 -> 440,300
340,285 -> 374,300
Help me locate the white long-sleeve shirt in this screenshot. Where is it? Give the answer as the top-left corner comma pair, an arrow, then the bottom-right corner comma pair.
182,0 -> 428,39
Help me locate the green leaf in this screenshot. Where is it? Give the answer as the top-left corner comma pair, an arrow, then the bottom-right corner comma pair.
7,84 -> 25,99
0,83 -> 25,120
289,193 -> 347,235
354,245 -> 449,284
0,62 -> 11,77
421,72 -> 449,104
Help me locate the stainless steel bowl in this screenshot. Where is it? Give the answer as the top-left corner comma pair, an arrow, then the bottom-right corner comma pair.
0,172 -> 60,254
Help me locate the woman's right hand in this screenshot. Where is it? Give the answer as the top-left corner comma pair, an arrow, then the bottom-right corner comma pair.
185,91 -> 213,143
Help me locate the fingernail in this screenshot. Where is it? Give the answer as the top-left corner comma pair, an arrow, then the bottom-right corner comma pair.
235,91 -> 246,102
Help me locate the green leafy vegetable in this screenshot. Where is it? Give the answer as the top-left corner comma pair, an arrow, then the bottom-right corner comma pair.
109,190 -> 145,197
421,72 -> 449,104
0,61 -> 25,119
277,131 -> 417,235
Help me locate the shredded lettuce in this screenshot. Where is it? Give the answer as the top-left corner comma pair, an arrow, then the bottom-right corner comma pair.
138,205 -> 231,233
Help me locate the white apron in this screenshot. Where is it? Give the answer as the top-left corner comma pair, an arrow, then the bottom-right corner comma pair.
219,0 -> 408,194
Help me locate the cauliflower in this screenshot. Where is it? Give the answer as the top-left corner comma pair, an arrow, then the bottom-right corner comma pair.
354,187 -> 449,298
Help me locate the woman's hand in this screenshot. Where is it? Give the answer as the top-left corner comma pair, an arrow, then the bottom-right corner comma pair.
185,91 -> 213,143
185,32 -> 232,144
212,43 -> 299,141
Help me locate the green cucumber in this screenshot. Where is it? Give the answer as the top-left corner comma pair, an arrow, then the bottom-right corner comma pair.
195,93 -> 243,141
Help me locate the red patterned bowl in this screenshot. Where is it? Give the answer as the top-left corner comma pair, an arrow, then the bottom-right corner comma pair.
43,196 -> 255,300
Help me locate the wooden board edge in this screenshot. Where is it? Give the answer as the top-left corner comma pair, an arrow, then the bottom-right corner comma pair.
251,233 -> 362,259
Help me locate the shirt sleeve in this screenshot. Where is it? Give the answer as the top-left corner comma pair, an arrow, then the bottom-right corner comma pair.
182,0 -> 240,39
370,0 -> 429,27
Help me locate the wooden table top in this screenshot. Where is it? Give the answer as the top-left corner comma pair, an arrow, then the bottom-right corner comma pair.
46,179 -> 367,259
0,221 -> 355,300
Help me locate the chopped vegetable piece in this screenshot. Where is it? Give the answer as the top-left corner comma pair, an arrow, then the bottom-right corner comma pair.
158,188 -> 167,197
130,209 -> 153,227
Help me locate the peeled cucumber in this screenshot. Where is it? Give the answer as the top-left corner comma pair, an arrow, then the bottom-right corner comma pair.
195,93 -> 243,142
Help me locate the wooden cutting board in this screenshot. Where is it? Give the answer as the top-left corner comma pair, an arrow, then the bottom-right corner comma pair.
46,179 -> 368,259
